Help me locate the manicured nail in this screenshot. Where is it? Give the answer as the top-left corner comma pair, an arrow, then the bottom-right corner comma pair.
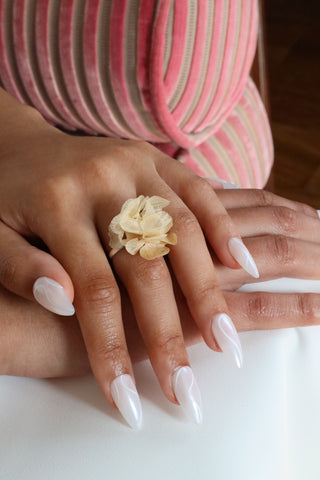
33,277 -> 75,316
212,314 -> 243,368
228,237 -> 259,278
173,366 -> 203,424
205,177 -> 239,189
317,210 -> 320,219
111,374 -> 143,430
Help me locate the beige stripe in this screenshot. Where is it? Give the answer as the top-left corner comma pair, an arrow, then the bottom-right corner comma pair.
179,0 -> 215,128
206,133 -> 242,186
187,147 -> 219,178
72,0 -> 109,128
26,0 -> 63,118
206,0 -> 244,125
247,78 -> 274,163
236,1 -> 255,93
192,0 -> 230,128
124,0 -> 166,139
2,0 -> 30,101
222,119 -> 255,187
164,0 -> 174,77
239,88 -> 268,180
48,0 -> 84,124
97,0 -> 136,136
168,0 -> 198,111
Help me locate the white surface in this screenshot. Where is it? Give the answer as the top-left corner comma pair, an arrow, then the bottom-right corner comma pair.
1,278 -> 320,480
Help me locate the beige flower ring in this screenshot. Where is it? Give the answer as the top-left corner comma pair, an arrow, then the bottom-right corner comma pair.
108,195 -> 177,260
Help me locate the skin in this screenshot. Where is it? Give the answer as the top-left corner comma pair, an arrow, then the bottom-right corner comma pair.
0,87 -> 248,406
1,190 -> 320,388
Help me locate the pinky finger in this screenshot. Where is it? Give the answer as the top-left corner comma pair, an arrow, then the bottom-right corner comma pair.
225,291 -> 320,331
0,221 -> 75,315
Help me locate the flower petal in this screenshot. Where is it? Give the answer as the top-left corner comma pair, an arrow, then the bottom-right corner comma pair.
143,196 -> 170,215
119,217 -> 142,234
165,232 -> 178,245
108,214 -> 123,235
108,230 -> 124,250
125,238 -> 145,255
140,243 -> 170,260
121,195 -> 145,218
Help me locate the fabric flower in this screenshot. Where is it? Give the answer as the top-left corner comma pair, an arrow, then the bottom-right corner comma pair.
108,195 -> 177,260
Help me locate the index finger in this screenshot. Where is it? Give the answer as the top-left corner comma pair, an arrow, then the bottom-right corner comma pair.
42,219 -> 143,430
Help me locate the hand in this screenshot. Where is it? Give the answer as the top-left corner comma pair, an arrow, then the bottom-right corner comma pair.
0,89 -> 252,427
1,191 -> 320,380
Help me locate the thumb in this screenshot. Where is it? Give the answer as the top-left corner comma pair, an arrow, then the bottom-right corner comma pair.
0,221 -> 74,316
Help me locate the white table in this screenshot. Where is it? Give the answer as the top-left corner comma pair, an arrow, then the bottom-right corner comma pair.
1,278 -> 320,480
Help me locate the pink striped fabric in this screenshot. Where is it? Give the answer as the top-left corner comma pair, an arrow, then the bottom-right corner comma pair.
0,0 -> 273,187
178,78 -> 273,187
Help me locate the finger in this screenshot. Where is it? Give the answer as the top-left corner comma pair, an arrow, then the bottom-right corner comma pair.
155,157 -> 259,278
224,291 -> 320,331
41,219 -> 143,430
113,250 -> 203,423
216,236 -> 320,290
203,177 -> 239,190
228,206 -> 320,242
133,181 -> 244,368
215,189 -> 319,219
0,220 -> 75,315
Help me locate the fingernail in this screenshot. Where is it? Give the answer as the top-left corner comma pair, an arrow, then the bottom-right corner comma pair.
111,374 -> 143,430
205,177 -> 239,189
173,366 -> 203,424
212,313 -> 243,368
33,276 -> 75,316
317,210 -> 320,219
228,237 -> 260,279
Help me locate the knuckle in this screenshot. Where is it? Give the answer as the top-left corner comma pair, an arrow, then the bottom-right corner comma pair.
272,207 -> 297,235
35,175 -> 78,218
0,255 -> 16,287
125,140 -> 156,167
256,189 -> 274,207
292,200 -> 319,219
82,154 -> 109,181
174,210 -> 199,236
91,335 -> 128,368
185,174 -> 212,196
133,258 -> 168,287
296,293 -> 320,321
192,282 -> 220,305
270,235 -> 296,265
152,331 -> 184,354
84,276 -> 120,309
247,294 -> 271,319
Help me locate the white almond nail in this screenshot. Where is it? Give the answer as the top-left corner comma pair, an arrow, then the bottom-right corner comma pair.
228,237 -> 260,279
317,210 -> 320,219
173,366 -> 203,424
205,177 -> 239,189
33,277 -> 75,316
212,314 -> 243,368
111,375 -> 143,430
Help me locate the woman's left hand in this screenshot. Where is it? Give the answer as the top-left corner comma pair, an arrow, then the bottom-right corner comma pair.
1,189 -> 320,379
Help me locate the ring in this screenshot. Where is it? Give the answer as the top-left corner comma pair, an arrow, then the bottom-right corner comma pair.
108,195 -> 177,260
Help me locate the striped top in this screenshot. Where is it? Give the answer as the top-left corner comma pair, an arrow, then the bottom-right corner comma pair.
0,0 -> 257,143
0,0 -> 273,187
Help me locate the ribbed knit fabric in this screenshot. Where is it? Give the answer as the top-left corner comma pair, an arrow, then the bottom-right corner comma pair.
0,0 -> 273,187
